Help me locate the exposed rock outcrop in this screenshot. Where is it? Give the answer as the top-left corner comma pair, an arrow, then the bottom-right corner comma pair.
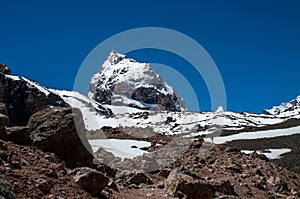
28,107 -> 93,168
0,64 -> 11,75
0,73 -> 68,126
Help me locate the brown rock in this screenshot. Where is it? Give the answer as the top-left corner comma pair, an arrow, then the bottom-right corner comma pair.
74,167 -> 109,196
128,172 -> 153,185
165,170 -> 214,199
165,170 -> 237,199
28,107 -> 93,168
32,178 -> 51,194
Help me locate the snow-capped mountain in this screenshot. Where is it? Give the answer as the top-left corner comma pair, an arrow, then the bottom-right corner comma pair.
88,51 -> 186,112
263,95 -> 300,117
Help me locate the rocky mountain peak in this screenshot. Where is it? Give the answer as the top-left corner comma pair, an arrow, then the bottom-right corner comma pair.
88,51 -> 186,112
0,63 -> 12,75
263,95 -> 300,116
107,50 -> 127,65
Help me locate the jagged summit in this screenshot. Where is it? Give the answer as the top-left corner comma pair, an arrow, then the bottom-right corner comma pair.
106,50 -> 128,65
263,95 -> 300,117
0,63 -> 12,75
88,51 -> 186,112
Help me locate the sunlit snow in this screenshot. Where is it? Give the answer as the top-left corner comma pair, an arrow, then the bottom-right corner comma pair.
88,139 -> 151,159
241,148 -> 291,159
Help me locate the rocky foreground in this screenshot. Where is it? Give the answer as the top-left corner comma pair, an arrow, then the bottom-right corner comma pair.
0,106 -> 299,198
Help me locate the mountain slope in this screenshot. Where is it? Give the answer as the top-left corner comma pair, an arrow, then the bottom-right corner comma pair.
0,73 -> 113,127
0,73 -> 68,126
88,51 -> 186,112
263,95 -> 300,117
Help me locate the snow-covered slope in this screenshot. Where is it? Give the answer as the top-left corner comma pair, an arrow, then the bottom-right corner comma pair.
87,108 -> 290,135
88,51 -> 186,112
204,125 -> 300,144
49,89 -> 113,130
263,95 -> 300,117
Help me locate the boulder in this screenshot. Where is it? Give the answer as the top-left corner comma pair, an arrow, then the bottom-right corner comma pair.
127,172 -> 153,185
165,170 -> 214,199
32,178 -> 51,194
73,167 -> 109,196
165,170 -> 237,199
28,107 -> 93,168
0,174 -> 15,199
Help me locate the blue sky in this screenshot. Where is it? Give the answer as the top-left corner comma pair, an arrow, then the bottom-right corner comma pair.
0,0 -> 299,113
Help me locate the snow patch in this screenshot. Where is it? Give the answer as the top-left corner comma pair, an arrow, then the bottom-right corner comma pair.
88,139 -> 151,160
241,148 -> 291,159
205,126 -> 300,144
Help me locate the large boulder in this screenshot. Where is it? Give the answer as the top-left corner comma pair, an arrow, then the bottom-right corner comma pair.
73,167 -> 109,196
165,170 -> 237,199
165,170 -> 214,199
28,107 -> 93,168
0,174 -> 15,199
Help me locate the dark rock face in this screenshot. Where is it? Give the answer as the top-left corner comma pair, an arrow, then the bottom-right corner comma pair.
0,103 -> 8,116
28,107 -> 93,168
0,64 -> 11,75
132,87 -> 182,111
73,167 -> 109,196
93,88 -> 113,105
0,174 -> 15,199
0,73 -> 68,126
0,113 -> 9,127
0,113 -> 9,140
6,126 -> 31,145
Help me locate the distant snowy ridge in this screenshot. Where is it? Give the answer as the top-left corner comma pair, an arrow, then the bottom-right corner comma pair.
263,95 -> 300,117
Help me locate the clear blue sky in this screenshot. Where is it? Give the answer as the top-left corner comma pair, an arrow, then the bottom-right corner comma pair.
0,0 -> 299,113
